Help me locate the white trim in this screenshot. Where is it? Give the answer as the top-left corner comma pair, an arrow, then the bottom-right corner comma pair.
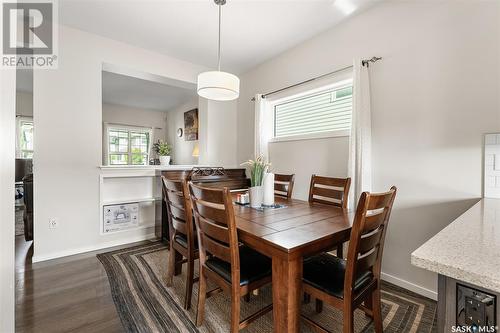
31,232 -> 156,263
102,197 -> 160,206
269,129 -> 350,143
269,78 -> 353,104
268,80 -> 353,144
381,271 -> 437,301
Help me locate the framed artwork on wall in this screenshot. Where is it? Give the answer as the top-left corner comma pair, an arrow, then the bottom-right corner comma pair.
184,108 -> 198,141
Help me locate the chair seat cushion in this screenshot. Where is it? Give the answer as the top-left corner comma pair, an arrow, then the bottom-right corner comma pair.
303,253 -> 373,299
205,246 -> 271,286
174,234 -> 198,249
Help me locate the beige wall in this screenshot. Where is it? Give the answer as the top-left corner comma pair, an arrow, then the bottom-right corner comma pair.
199,99 -> 238,168
33,25 -> 209,262
166,98 -> 199,165
16,91 -> 33,117
237,1 -> 500,297
0,68 -> 16,333
269,136 -> 349,200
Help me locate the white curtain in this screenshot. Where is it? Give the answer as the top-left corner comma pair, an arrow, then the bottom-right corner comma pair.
254,94 -> 272,161
347,59 -> 372,210
149,127 -> 155,160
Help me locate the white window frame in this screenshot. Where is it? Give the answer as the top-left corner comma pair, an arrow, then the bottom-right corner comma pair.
15,116 -> 34,158
269,78 -> 353,143
103,123 -> 152,166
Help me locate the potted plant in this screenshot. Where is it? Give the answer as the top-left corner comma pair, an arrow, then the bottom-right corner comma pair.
241,155 -> 271,208
153,140 -> 172,166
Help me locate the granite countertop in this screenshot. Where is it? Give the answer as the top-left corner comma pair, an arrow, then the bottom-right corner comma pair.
411,198 -> 500,293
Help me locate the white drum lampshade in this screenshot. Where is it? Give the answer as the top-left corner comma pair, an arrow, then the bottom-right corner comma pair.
197,71 -> 240,101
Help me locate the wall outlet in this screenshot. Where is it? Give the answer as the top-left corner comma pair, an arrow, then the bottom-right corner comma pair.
48,218 -> 58,229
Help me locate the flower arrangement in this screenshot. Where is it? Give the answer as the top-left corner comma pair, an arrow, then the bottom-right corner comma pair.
153,140 -> 172,156
241,155 -> 271,187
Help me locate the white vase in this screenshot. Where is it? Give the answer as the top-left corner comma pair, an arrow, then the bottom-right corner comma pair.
159,156 -> 171,166
249,186 -> 264,208
263,172 -> 275,206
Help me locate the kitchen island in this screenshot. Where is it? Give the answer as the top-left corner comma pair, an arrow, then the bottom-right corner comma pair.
412,198 -> 500,332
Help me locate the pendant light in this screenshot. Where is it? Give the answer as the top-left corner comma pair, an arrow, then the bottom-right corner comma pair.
197,0 -> 239,101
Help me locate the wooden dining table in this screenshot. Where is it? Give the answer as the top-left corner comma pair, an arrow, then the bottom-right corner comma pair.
232,195 -> 353,333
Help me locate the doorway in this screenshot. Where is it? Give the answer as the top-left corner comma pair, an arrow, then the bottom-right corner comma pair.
15,68 -> 34,267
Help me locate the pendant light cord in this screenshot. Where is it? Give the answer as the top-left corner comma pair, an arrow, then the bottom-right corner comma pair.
217,3 -> 222,71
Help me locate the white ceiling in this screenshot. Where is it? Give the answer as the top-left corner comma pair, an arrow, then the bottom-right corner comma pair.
102,71 -> 197,111
59,0 -> 378,74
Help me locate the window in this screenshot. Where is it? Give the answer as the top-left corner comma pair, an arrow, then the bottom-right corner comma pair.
16,117 -> 34,159
272,84 -> 353,141
106,126 -> 151,166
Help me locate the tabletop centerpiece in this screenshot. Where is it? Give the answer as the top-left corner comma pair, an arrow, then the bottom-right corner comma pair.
241,155 -> 271,208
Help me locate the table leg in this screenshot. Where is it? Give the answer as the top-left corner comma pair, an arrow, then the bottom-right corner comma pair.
272,255 -> 302,333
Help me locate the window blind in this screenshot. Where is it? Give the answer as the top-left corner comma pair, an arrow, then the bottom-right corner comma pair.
274,86 -> 352,139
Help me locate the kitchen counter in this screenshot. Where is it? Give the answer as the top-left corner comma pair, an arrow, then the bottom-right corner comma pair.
412,198 -> 500,293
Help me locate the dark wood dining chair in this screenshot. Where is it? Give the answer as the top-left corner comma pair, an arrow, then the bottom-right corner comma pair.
274,173 -> 295,199
301,186 -> 397,333
162,176 -> 199,310
309,174 -> 351,258
308,174 -> 351,209
189,182 -> 273,333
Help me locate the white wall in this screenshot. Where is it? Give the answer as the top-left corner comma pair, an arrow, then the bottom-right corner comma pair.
0,69 -> 16,332
16,91 -> 33,117
237,1 -> 500,297
269,136 -> 349,200
166,97 -> 199,165
33,25 -> 210,262
199,99 -> 238,167
102,103 -> 168,163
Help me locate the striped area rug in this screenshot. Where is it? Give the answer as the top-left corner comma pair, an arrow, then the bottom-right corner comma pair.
97,242 -> 437,333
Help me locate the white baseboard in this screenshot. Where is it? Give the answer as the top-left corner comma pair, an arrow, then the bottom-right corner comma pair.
381,271 -> 437,301
32,233 -> 157,263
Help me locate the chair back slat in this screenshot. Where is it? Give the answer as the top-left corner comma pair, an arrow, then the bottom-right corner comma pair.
169,204 -> 187,222
190,183 -> 225,204
171,218 -> 187,234
167,192 -> 185,207
366,192 -> 395,211
355,246 -> 380,273
195,203 -> 228,225
164,179 -> 184,192
311,186 -> 344,202
344,186 -> 397,296
189,182 -> 240,269
198,218 -> 230,244
364,211 -> 386,233
308,175 -> 351,209
162,176 -> 195,251
274,183 -> 288,193
357,226 -> 384,254
274,173 -> 295,199
201,230 -> 232,262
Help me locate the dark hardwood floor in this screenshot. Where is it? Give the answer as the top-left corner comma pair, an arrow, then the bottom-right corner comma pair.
15,236 -> 140,332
